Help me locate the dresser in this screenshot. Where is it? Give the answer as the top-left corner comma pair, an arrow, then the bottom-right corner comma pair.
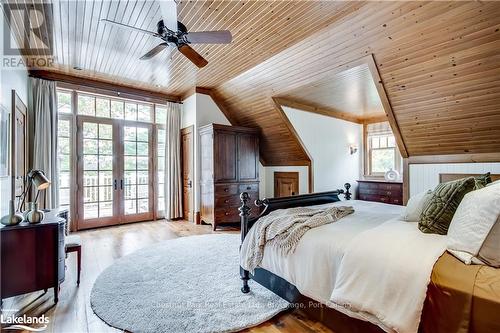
199,124 -> 260,230
0,218 -> 65,303
357,180 -> 403,205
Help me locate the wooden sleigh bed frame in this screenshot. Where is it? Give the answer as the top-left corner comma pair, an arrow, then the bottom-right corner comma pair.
237,184 -> 385,333
237,181 -> 500,333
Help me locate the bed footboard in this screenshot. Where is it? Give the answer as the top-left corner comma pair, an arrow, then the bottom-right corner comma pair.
238,184 -> 351,293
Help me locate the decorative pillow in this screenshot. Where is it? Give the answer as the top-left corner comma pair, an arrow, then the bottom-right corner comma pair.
401,190 -> 433,222
419,177 -> 476,235
473,172 -> 492,189
477,215 -> 500,267
447,183 -> 500,264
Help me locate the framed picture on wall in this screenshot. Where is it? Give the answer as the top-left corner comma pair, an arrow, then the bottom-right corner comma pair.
0,104 -> 9,177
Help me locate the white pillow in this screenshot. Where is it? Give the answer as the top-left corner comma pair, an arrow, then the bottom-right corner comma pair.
447,183 -> 500,264
486,179 -> 500,187
400,190 -> 433,222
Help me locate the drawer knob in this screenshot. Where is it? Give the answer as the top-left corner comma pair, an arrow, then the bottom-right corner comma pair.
224,199 -> 229,203
246,186 -> 251,190
224,188 -> 229,192
225,212 -> 230,216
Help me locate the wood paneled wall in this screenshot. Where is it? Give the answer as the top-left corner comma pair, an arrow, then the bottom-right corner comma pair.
214,1 -> 500,165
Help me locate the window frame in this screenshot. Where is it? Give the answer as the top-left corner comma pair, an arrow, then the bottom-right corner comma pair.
363,124 -> 402,178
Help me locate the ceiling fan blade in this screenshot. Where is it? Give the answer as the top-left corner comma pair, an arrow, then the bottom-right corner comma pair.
140,42 -> 169,60
185,30 -> 232,44
178,44 -> 208,68
158,0 -> 178,32
101,19 -> 159,37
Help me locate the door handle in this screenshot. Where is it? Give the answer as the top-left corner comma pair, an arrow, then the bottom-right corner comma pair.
188,180 -> 193,188
120,179 -> 123,190
114,179 -> 117,190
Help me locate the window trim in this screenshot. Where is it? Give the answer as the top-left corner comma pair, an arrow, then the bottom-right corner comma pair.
363,123 -> 402,178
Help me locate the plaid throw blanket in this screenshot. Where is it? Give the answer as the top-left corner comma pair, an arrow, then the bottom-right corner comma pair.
240,205 -> 354,273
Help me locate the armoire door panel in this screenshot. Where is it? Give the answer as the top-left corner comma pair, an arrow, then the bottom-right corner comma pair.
237,134 -> 259,182
214,131 -> 237,182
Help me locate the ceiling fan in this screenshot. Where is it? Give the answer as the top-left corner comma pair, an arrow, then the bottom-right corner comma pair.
101,0 -> 232,68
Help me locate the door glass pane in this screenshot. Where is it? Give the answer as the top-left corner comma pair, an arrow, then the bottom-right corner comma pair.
125,103 -> 137,121
123,125 -> 150,215
82,121 -> 114,219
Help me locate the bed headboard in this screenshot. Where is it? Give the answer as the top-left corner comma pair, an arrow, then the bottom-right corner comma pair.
439,173 -> 500,183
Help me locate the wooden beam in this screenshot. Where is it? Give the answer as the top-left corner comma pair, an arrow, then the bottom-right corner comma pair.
274,97 -> 363,124
362,114 -> 388,124
29,70 -> 182,104
366,54 -> 409,158
407,152 -> 500,164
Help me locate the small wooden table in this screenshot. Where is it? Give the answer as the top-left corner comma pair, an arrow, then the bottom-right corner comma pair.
0,217 -> 65,304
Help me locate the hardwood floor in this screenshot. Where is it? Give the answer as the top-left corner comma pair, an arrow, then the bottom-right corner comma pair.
1,220 -> 334,333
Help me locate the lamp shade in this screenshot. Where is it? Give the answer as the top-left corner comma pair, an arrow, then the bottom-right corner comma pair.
31,170 -> 50,190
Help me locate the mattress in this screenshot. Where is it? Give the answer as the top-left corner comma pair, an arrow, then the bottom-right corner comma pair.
259,199 -> 404,304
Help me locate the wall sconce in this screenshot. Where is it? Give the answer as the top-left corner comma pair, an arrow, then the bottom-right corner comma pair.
349,145 -> 358,155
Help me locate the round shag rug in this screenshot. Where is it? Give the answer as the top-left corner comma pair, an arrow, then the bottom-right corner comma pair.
90,234 -> 289,333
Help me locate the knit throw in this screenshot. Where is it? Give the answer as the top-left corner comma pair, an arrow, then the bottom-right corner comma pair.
240,205 -> 354,273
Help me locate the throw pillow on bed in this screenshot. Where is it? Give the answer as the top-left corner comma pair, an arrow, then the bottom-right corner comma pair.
418,177 -> 476,235
447,183 -> 500,265
401,190 -> 433,222
474,172 -> 492,189
477,215 -> 500,267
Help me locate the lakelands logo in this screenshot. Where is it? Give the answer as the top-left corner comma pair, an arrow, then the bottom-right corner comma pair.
2,1 -> 55,69
1,313 -> 49,331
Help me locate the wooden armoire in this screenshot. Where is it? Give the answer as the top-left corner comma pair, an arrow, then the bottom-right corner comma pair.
199,124 -> 260,230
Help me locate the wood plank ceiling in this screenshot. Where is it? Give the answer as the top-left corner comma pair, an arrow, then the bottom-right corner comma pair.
214,1 -> 500,165
277,63 -> 386,123
5,0 -> 362,96
5,1 -> 500,165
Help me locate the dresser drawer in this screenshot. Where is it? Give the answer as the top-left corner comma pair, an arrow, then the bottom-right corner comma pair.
215,184 -> 239,195
359,194 -> 403,205
239,183 -> 259,193
359,188 -> 402,197
215,191 -> 259,207
214,205 -> 259,223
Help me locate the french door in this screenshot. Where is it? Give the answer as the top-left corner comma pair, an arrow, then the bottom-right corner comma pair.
76,116 -> 154,229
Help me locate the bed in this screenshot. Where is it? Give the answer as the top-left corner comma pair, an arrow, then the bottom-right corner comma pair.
238,183 -> 500,333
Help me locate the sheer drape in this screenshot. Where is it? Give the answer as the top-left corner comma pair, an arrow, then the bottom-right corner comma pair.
164,101 -> 182,219
29,77 -> 59,209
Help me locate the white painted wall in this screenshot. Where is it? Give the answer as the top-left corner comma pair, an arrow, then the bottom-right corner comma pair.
409,162 -> 500,197
283,106 -> 363,197
0,15 -> 29,217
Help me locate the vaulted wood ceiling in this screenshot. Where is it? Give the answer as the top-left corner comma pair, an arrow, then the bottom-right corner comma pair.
276,63 -> 386,123
5,0 -> 362,96
214,1 -> 500,165
5,1 -> 500,165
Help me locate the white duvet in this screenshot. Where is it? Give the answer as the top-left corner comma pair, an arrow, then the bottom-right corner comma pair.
252,200 -> 447,333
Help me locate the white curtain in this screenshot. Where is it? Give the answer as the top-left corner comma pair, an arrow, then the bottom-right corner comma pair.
29,77 -> 59,209
164,101 -> 183,219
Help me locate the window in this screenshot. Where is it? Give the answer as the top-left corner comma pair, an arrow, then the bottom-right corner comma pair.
57,90 -> 73,210
56,88 -> 168,221
365,122 -> 402,177
76,93 -> 154,123
157,128 -> 166,216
